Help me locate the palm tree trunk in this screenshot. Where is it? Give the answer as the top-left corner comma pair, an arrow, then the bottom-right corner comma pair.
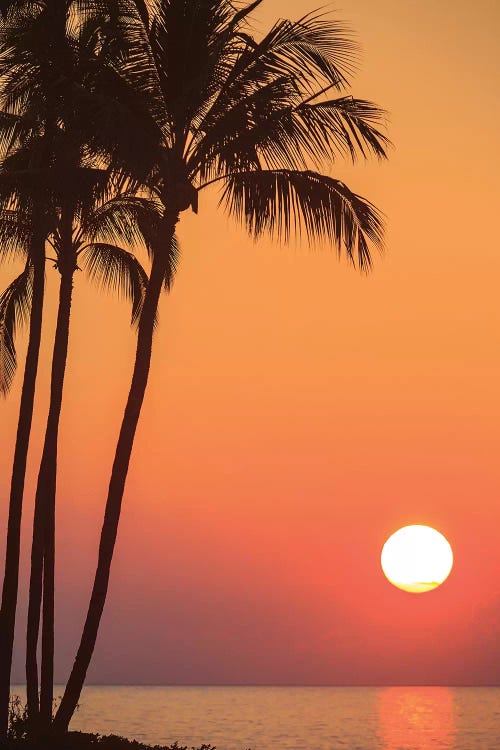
53,211 -> 178,733
40,264 -> 74,723
26,227 -> 75,734
0,237 -> 45,742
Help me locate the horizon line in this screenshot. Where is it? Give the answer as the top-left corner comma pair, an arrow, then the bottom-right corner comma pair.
10,682 -> 500,689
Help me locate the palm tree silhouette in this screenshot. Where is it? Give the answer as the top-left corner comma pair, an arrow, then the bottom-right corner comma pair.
0,97 -> 52,750
0,203 -> 46,741
0,136 -> 159,733
0,0 -> 160,736
0,225 -> 46,744
0,2 -> 85,736
25,161 -> 159,732
0,2 -> 80,734
54,0 -> 389,731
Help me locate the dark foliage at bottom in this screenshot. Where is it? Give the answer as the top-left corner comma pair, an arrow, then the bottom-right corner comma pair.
7,732 -> 218,750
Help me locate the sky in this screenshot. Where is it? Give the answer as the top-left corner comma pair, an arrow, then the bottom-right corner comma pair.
1,0 -> 500,686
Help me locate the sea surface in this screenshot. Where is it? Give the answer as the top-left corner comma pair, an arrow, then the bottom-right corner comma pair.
10,685 -> 500,749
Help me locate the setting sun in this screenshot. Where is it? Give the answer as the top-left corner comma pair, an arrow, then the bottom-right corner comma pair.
381,525 -> 454,593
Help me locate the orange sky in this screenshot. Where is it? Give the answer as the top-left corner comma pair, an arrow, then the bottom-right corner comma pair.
1,0 -> 500,685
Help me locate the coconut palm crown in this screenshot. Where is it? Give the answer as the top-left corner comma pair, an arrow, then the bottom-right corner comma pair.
86,0 -> 388,266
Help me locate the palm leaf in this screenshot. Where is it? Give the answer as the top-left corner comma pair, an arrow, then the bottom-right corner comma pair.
192,93 -> 389,182
0,110 -> 38,154
0,1 -> 25,18
81,242 -> 148,324
188,9 -> 375,180
79,193 -> 164,255
69,58 -> 164,178
164,232 -> 180,292
188,74 -> 299,179
0,2 -> 74,119
254,11 -> 359,88
297,97 -> 390,161
132,0 -> 149,28
221,169 -> 384,270
0,207 -> 32,262
222,10 -> 358,102
0,262 -> 33,396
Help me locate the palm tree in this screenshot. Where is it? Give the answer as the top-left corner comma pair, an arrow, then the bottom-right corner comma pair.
0,137 -> 159,732
0,234 -> 47,741
0,214 -> 46,725
0,2 -> 78,736
24,164 -> 161,731
0,144 -> 50,746
0,238 -> 46,744
0,0 -> 77,735
0,0 -> 159,736
53,0 -> 389,732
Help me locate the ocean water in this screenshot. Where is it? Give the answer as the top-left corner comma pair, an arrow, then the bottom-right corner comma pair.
10,685 -> 500,749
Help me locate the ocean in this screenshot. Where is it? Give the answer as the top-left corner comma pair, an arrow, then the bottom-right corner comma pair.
10,685 -> 500,749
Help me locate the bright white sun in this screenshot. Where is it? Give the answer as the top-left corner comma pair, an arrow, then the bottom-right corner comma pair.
381,525 -> 453,593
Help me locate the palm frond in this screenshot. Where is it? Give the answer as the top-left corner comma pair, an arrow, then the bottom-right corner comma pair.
164,232 -> 180,291
192,93 -> 389,183
188,9 -> 369,179
221,169 -> 384,270
81,242 -> 148,324
68,59 -> 164,179
226,10 -> 358,96
0,134 -> 94,209
132,0 -> 150,28
0,262 -> 33,396
270,10 -> 358,87
0,1 -> 26,19
189,73 -> 298,180
79,193 -> 164,254
297,97 -> 390,161
0,110 -> 38,154
230,0 -> 263,29
0,207 -> 32,262
0,1 -> 75,120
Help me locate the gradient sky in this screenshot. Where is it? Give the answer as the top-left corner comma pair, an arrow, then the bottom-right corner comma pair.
1,0 -> 499,686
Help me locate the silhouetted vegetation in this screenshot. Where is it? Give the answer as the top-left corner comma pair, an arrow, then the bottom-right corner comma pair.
7,699 -> 225,750
0,0 -> 389,744
9,733 -> 220,750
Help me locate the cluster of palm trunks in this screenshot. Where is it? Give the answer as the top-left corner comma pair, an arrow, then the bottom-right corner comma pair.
0,0 -> 388,744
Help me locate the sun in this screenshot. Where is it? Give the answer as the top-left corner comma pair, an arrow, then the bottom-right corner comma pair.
381,525 -> 453,593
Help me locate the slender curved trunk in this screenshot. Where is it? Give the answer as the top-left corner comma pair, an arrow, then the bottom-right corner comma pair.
53,212 -> 178,732
0,236 -> 45,742
26,219 -> 75,734
40,264 -> 74,722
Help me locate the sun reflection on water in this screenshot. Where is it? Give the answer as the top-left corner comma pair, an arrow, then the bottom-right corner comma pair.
378,687 -> 456,750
